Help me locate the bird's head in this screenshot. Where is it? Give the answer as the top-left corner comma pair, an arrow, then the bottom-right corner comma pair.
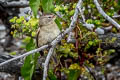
39,14 -> 56,26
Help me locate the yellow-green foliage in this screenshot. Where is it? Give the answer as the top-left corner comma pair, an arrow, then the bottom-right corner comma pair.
10,16 -> 38,37
9,0 -> 120,79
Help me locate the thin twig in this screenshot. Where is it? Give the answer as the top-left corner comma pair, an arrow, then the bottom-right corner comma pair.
43,46 -> 55,80
0,45 -> 48,66
113,15 -> 120,18
93,0 -> 120,29
77,0 -> 85,23
67,0 -> 83,43
3,1 -> 29,8
84,64 -> 97,80
77,1 -> 96,31
55,12 -> 67,21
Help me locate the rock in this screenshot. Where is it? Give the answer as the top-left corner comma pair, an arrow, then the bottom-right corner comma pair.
14,40 -> 22,48
19,7 -> 31,17
0,24 -> 6,39
0,72 -> 14,80
95,27 -> 105,35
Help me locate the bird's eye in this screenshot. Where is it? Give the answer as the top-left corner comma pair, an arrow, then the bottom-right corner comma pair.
48,16 -> 51,18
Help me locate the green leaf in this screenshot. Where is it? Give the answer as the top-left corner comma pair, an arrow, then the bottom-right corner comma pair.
9,16 -> 17,23
21,54 -> 35,80
32,31 -> 36,37
88,41 -> 93,46
16,18 -> 22,24
29,0 -> 40,17
103,0 -> 107,2
26,38 -> 35,51
22,37 -> 31,43
69,10 -> 75,16
41,0 -> 54,13
86,19 -> 93,24
94,20 -> 101,25
9,51 -> 16,55
21,37 -> 40,80
118,0 -> 120,5
21,53 -> 40,80
48,69 -> 57,80
55,17 -> 62,31
67,69 -> 80,80
34,53 -> 40,67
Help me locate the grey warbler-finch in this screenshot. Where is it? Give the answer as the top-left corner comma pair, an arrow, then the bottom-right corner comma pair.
36,14 -> 60,48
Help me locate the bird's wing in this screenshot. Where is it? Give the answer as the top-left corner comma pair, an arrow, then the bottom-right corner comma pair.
36,27 -> 41,47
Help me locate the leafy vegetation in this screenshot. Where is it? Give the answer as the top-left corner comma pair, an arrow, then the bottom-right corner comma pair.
9,0 -> 120,79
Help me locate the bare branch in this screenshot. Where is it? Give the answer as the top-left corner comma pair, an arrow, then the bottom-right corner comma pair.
67,0 -> 83,43
0,45 -> 48,66
45,0 -> 82,73
93,0 -> 120,29
84,64 -> 97,80
67,0 -> 116,43
0,0 -> 80,68
0,1 -> 81,80
1,1 -> 29,8
67,0 -> 96,42
113,15 -> 120,18
55,12 -> 67,21
43,46 -> 55,80
67,32 -> 76,43
77,0 -> 85,23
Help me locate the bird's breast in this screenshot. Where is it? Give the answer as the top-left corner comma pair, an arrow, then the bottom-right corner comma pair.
37,23 -> 60,47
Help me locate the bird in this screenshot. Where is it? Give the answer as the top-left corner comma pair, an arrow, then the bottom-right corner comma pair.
36,14 -> 60,51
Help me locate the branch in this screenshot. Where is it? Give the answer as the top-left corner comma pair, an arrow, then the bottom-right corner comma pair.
43,46 -> 55,80
0,33 -> 120,74
0,0 -> 80,68
93,0 -> 120,29
0,55 -> 22,74
67,0 -> 95,43
43,1 -> 82,79
55,12 -> 67,21
77,0 -> 96,31
1,1 -> 29,8
0,1 -> 80,80
78,0 -> 85,23
67,0 -> 83,43
67,0 -> 116,43
84,64 -> 97,80
67,32 -> 76,43
77,0 -> 111,34
113,15 -> 120,18
0,45 -> 48,66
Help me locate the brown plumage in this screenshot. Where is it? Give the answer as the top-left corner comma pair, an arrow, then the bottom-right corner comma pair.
36,14 -> 60,48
